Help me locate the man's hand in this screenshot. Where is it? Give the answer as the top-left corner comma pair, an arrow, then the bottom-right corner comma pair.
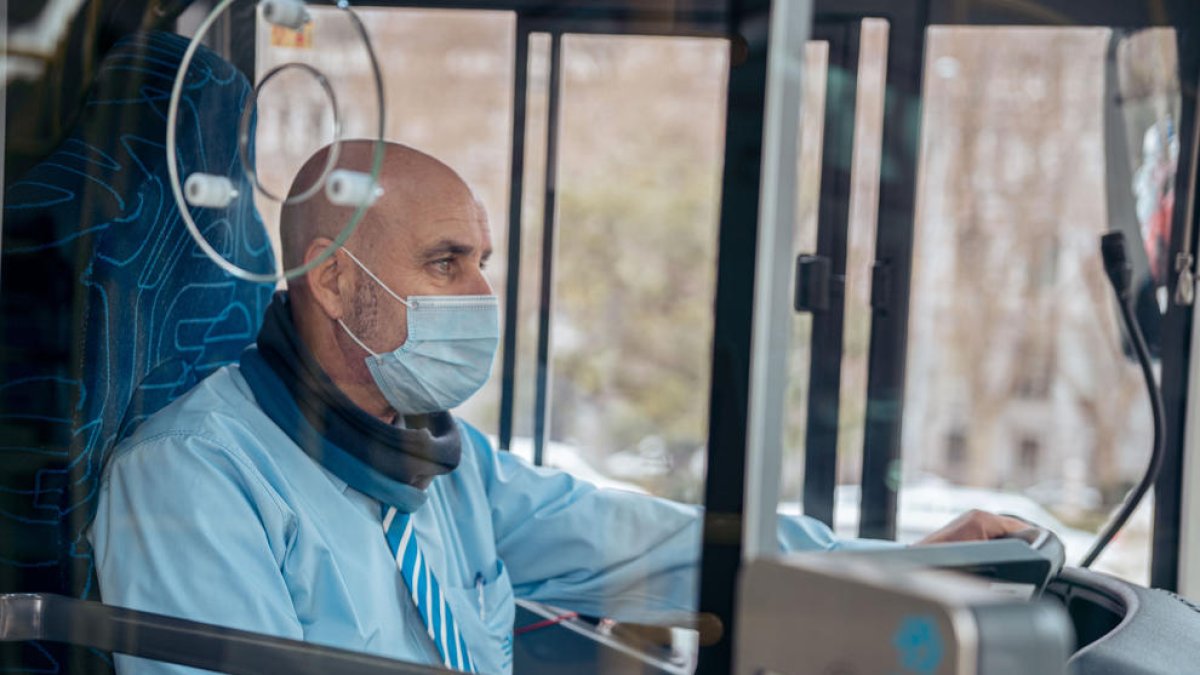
918,510 -> 1030,545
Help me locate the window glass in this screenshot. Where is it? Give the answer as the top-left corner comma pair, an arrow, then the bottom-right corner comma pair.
902,26 -> 1179,584
538,33 -> 730,502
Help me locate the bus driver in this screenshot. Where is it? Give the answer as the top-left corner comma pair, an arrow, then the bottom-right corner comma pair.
90,140 -> 1028,674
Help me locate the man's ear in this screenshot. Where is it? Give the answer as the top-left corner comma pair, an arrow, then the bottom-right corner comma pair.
304,238 -> 349,321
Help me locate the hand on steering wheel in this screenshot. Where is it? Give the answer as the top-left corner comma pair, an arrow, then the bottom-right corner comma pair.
918,510 -> 1068,584
918,509 -> 1031,545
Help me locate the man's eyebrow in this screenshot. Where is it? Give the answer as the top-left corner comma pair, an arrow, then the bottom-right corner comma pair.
420,239 -> 475,259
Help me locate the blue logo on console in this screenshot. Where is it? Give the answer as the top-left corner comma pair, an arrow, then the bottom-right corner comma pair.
892,615 -> 944,674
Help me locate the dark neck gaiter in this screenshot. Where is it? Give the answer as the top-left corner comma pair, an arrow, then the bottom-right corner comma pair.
239,292 -> 461,511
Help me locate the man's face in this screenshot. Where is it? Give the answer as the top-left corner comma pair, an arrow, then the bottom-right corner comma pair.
342,189 -> 494,354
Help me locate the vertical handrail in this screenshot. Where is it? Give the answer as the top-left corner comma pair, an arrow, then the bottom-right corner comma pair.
801,20 -> 861,527
857,2 -> 928,542
1170,69 -> 1200,598
1153,22 -> 1200,591
533,32 -> 564,467
696,0 -> 800,670
743,0 -> 813,560
499,22 -> 532,453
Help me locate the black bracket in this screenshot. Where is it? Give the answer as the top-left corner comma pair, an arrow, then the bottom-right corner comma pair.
870,260 -> 891,314
795,254 -> 833,312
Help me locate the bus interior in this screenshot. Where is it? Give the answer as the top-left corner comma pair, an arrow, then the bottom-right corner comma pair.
2,0 -> 1200,673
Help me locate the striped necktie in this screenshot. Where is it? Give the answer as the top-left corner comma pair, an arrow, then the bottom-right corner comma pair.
382,505 -> 476,672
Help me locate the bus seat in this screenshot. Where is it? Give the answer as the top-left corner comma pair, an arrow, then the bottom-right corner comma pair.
0,28 -> 274,626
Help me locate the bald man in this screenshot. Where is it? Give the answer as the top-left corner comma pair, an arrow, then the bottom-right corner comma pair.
89,141 -> 1027,675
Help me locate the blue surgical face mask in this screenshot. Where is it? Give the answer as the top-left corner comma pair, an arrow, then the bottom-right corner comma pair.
336,248 -> 500,415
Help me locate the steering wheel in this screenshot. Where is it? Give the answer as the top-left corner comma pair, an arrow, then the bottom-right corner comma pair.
1007,526 -> 1068,573
1003,525 -> 1068,592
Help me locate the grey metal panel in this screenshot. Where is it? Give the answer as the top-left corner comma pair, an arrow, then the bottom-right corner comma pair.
971,602 -> 1074,675
735,554 -> 1072,675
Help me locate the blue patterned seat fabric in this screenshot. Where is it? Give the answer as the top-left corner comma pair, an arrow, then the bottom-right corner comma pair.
0,31 -> 274,672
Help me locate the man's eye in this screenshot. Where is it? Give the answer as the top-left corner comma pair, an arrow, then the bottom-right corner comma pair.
433,258 -> 454,273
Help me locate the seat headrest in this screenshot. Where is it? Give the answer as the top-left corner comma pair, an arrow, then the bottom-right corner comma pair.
1,31 -> 275,598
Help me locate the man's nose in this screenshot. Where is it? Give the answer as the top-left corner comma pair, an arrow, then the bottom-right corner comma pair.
466,266 -> 494,296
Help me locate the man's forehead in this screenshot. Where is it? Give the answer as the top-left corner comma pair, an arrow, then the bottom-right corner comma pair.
365,207 -> 492,255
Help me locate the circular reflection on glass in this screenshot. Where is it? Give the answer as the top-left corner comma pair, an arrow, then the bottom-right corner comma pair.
165,0 -> 386,283
239,62 -> 342,206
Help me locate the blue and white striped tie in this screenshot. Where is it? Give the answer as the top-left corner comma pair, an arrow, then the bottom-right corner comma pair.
382,505 -> 476,672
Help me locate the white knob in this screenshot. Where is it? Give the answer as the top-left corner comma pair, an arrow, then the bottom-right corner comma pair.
326,170 -> 382,207
184,173 -> 238,209
260,0 -> 310,31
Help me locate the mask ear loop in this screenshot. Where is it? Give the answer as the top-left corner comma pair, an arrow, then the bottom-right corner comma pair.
340,248 -> 412,307
338,319 -> 380,357
336,247 -> 412,357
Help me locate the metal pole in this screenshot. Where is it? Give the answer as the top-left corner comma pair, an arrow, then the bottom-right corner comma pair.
1153,11 -> 1200,591
801,20 -> 861,527
743,0 -> 813,561
532,32 -> 563,467
696,0 -> 796,669
856,0 -> 927,541
498,23 -> 531,453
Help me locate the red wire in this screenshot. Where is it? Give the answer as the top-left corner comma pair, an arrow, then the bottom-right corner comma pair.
513,611 -> 580,636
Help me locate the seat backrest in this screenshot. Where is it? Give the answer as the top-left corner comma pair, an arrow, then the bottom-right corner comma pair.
0,30 -> 275,616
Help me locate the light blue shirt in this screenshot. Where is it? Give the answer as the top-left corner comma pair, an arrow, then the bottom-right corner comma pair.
90,365 -> 887,674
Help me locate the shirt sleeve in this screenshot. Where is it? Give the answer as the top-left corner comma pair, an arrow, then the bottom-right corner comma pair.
89,431 -> 304,675
462,425 -> 897,625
